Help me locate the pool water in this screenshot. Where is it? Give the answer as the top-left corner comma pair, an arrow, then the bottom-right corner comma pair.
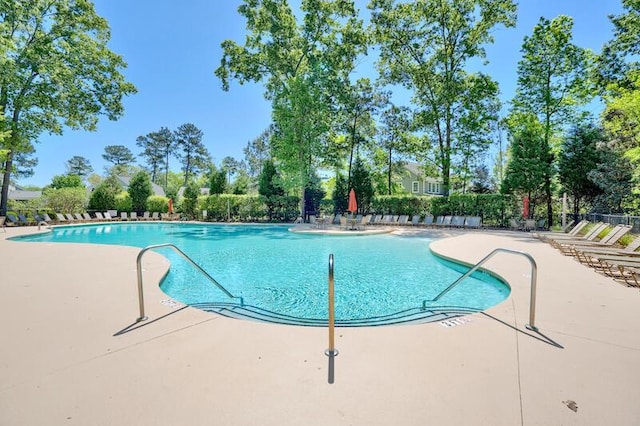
13,223 -> 510,325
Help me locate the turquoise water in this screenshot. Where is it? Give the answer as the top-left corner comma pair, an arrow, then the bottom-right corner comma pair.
13,223 -> 510,322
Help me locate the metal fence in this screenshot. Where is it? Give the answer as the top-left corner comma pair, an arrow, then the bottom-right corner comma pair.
585,214 -> 640,234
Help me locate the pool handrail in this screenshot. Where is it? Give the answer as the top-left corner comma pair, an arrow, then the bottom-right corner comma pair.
135,243 -> 243,322
424,248 -> 539,331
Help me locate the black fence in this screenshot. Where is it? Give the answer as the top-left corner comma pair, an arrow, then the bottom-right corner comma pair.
585,214 -> 640,234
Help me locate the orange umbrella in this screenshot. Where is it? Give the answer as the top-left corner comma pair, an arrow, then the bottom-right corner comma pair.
348,188 -> 357,213
168,198 -> 173,214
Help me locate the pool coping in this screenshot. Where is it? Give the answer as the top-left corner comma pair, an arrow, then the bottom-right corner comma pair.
1,225 -> 639,425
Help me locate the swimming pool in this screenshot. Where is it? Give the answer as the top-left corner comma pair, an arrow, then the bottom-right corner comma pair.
13,223 -> 510,326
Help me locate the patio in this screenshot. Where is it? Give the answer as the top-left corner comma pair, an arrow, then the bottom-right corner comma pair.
1,226 -> 639,425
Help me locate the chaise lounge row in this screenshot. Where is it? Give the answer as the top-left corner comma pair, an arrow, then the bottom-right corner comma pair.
538,220 -> 640,287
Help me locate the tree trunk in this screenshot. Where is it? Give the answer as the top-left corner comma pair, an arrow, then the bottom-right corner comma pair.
0,150 -> 12,216
387,147 -> 392,195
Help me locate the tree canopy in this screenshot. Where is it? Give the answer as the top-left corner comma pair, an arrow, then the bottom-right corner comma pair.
0,0 -> 136,214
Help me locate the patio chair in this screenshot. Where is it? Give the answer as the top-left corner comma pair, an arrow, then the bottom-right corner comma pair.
130,212 -> 139,221
120,212 -> 129,221
451,216 -> 465,228
464,216 -> 482,229
510,218 -> 524,231
140,211 -> 151,221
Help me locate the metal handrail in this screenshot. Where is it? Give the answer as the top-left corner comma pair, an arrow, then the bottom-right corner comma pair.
424,248 -> 539,331
135,243 -> 242,322
325,253 -> 338,384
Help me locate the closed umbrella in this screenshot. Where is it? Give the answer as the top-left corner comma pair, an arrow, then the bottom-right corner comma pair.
168,198 -> 174,214
348,189 -> 357,214
523,196 -> 529,219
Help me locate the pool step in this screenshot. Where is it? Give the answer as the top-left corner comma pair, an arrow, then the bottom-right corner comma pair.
189,302 -> 478,327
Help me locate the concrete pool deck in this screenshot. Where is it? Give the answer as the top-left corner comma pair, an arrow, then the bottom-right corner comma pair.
1,224 -> 639,425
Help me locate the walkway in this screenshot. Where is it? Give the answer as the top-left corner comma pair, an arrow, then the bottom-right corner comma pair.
1,226 -> 639,425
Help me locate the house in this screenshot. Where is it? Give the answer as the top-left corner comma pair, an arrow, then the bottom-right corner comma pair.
115,175 -> 166,197
400,162 -> 446,196
7,183 -> 42,201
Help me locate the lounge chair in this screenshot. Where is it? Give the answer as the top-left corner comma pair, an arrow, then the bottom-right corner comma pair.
552,224 -> 626,256
410,215 -> 421,226
397,215 -> 409,225
82,213 -> 94,221
546,222 -> 607,249
422,215 -> 434,227
510,218 -> 524,231
451,216 -> 465,228
74,213 -> 85,222
42,213 -> 54,223
523,219 -> 536,231
65,213 -> 76,222
18,214 -> 34,225
464,216 -> 482,229
55,213 -> 67,222
130,212 -> 139,221
332,214 -> 342,225
103,212 -> 114,220
140,211 -> 151,221
574,234 -> 640,268
95,212 -> 105,221
120,212 -> 129,221
360,214 -> 371,227
151,212 -> 160,220
0,216 -> 6,232
542,220 -> 592,241
433,216 -> 445,227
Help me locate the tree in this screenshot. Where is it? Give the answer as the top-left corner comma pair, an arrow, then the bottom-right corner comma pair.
510,15 -> 595,226
137,127 -> 174,185
243,127 -> 272,178
102,145 -> 136,177
332,172 -> 348,214
304,171 -> 325,217
258,160 -> 284,219
588,144 -> 634,213
50,174 -> 83,189
209,164 -> 227,195
174,123 -> 210,186
0,0 -> 136,215
88,175 -> 122,210
470,165 -> 492,194
65,156 -> 93,178
557,123 -> 604,220
128,170 -> 152,211
216,0 -> 367,217
221,156 -> 243,186
501,113 -> 549,218
181,181 -> 200,220
350,157 -> 374,213
370,0 -> 516,195
376,104 -> 413,195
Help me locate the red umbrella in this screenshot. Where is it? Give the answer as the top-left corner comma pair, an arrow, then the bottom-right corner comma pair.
523,196 -> 529,219
168,198 -> 174,214
348,189 -> 357,213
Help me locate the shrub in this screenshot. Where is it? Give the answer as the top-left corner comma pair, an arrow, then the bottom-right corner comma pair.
128,171 -> 153,211
43,187 -> 87,213
146,195 -> 168,212
114,191 -> 132,212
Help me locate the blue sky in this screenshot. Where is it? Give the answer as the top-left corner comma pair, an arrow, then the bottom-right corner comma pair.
24,0 -> 622,187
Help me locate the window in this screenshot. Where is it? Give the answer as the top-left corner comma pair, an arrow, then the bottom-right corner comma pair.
412,181 -> 419,193
425,181 -> 441,194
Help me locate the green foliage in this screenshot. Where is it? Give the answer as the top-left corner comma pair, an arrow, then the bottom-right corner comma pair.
209,164 -> 227,195
88,176 -> 122,211
146,195 -> 169,213
501,113 -> 549,210
588,145 -> 635,213
65,156 -> 93,178
136,127 -> 174,185
202,194 -> 268,222
231,172 -> 250,195
558,123 -> 604,217
332,173 -> 348,214
50,174 -> 84,189
128,170 -> 153,211
174,123 -> 210,185
370,0 -> 516,193
0,0 -> 136,215
43,187 -> 87,213
114,191 -> 132,212
370,195 -> 432,216
304,172 -> 325,216
350,158 -> 374,214
182,181 -> 200,220
243,127 -> 272,178
102,145 -> 136,166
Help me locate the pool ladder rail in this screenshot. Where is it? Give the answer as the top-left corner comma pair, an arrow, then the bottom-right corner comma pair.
423,248 -> 538,332
135,243 -> 243,322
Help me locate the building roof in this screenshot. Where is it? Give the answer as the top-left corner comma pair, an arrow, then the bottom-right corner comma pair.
115,175 -> 165,197
8,189 -> 42,201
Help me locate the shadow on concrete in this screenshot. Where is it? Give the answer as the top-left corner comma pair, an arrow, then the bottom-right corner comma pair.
113,306 -> 189,336
481,312 -> 564,349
